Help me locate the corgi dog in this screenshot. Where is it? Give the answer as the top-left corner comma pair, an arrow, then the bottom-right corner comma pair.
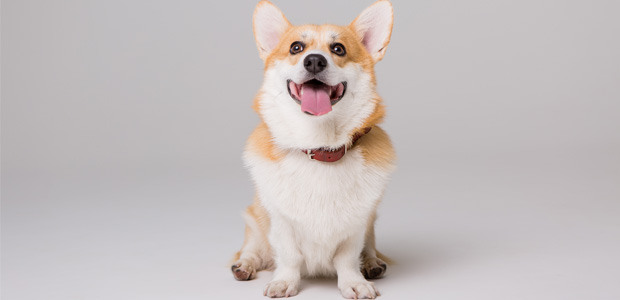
232,0 -> 395,298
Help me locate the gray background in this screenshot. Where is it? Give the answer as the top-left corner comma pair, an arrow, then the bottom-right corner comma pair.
2,0 -> 620,299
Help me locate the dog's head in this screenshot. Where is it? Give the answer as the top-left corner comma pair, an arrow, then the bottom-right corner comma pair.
253,0 -> 393,149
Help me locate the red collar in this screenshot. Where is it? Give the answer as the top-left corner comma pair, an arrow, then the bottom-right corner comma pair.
301,127 -> 372,162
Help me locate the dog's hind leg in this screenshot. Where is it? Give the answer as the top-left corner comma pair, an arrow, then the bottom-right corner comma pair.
231,198 -> 273,281
360,211 -> 390,279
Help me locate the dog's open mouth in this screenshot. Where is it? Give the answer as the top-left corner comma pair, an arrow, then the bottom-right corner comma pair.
287,79 -> 346,116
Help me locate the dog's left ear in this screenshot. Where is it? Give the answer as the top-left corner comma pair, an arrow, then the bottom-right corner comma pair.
253,0 -> 291,60
350,0 -> 394,62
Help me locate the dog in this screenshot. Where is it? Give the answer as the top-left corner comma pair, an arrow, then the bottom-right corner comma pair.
231,0 -> 395,298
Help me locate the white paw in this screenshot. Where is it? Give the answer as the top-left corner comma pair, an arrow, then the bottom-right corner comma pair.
339,281 -> 380,299
263,280 -> 299,298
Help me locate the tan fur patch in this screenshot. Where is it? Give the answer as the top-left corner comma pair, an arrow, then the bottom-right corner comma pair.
356,125 -> 395,167
232,196 -> 272,266
247,197 -> 271,240
246,122 -> 283,161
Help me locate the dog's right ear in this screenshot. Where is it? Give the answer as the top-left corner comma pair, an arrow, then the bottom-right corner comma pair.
253,0 -> 291,60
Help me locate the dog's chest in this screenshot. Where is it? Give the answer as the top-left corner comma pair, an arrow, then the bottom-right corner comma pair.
246,148 -> 391,238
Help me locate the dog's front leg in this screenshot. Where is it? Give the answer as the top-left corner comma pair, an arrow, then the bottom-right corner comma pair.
334,231 -> 380,299
263,216 -> 302,298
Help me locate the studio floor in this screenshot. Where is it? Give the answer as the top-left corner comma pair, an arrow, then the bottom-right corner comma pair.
3,160 -> 619,299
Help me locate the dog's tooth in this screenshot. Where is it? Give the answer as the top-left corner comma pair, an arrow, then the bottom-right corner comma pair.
300,86 -> 304,96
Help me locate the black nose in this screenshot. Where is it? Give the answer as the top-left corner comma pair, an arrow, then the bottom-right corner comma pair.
304,54 -> 327,74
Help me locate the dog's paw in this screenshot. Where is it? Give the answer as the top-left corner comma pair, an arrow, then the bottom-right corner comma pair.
339,280 -> 380,299
361,257 -> 387,279
231,261 -> 256,281
263,280 -> 299,298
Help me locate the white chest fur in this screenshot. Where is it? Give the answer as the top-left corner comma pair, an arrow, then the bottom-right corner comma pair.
244,147 -> 393,276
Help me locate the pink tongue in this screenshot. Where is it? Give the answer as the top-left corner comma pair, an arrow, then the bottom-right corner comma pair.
300,85 -> 332,116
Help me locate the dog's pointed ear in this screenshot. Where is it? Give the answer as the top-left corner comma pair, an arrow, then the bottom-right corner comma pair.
350,0 -> 394,62
253,0 -> 291,60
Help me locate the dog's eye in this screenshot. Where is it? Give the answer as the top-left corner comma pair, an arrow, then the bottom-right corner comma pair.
290,42 -> 305,55
330,43 -> 346,56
